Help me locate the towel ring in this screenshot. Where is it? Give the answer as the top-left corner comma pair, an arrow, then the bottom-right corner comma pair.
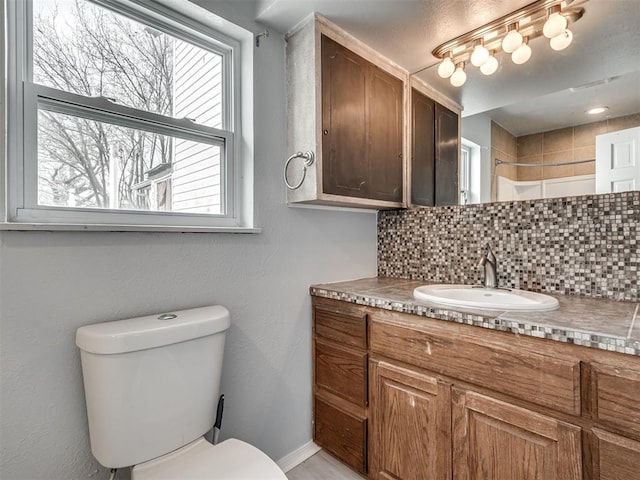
284,151 -> 315,190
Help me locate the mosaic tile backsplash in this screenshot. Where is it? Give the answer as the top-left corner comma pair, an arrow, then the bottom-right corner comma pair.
378,191 -> 639,302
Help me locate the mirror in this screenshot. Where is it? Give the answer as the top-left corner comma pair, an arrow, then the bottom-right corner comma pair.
413,0 -> 640,205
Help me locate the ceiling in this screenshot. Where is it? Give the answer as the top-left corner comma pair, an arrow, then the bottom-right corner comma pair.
224,0 -> 640,136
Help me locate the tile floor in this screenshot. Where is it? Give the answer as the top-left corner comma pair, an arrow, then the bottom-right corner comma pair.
286,450 -> 365,479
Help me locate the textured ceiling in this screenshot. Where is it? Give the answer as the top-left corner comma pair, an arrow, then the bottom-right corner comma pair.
201,0 -> 640,135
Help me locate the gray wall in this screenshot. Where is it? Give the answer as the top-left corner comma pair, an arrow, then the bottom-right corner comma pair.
461,112 -> 492,204
0,1 -> 378,478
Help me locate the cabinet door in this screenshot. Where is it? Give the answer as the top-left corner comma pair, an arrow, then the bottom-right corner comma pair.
411,88 -> 435,206
368,66 -> 403,202
435,103 -> 459,205
322,35 -> 403,202
369,360 -> 451,480
453,389 -> 581,480
322,35 -> 368,198
591,362 -> 640,438
592,428 -> 640,480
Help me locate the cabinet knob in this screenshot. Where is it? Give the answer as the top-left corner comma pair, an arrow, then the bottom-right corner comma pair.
323,129 -> 329,136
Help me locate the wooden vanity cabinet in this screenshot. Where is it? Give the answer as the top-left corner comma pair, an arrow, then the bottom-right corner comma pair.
286,14 -> 406,209
368,313 -> 583,480
312,299 -> 369,474
311,297 -> 640,479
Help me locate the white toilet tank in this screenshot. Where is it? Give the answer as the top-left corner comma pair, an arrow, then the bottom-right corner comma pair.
76,305 -> 231,469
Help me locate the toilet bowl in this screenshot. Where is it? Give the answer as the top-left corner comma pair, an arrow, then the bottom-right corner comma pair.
132,438 -> 286,480
76,305 -> 286,479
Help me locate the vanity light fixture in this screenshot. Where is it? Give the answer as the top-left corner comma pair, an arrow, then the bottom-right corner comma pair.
432,0 -> 586,87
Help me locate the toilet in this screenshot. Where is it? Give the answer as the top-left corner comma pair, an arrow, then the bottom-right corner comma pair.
76,305 -> 287,479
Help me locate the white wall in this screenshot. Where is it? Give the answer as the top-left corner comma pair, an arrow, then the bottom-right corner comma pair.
461,112 -> 492,204
0,1 -> 378,478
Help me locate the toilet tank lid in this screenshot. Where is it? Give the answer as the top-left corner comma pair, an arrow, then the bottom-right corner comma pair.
76,305 -> 230,354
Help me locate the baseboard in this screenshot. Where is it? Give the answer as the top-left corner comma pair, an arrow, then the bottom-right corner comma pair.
276,440 -> 322,473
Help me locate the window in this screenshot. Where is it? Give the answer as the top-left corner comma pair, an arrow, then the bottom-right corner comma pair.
5,0 -> 254,230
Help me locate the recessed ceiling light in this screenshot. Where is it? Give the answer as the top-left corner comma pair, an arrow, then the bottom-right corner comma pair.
586,106 -> 609,115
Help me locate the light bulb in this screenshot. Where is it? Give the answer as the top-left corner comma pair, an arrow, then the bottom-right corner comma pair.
437,55 -> 455,78
502,27 -> 522,54
550,29 -> 573,51
450,62 -> 466,87
543,11 -> 568,38
511,37 -> 531,64
470,41 -> 489,67
480,54 -> 498,75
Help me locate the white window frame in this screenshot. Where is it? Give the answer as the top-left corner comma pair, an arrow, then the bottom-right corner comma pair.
460,137 -> 484,205
3,0 -> 256,232
460,143 -> 471,205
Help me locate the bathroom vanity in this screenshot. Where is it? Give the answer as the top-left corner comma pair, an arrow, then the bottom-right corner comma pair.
310,278 -> 640,480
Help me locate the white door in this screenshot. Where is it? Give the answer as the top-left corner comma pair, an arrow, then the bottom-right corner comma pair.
595,126 -> 640,194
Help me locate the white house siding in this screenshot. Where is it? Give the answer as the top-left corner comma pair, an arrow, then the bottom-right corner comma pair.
172,39 -> 223,214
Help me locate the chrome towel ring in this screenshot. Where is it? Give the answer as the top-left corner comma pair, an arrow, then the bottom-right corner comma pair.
284,151 -> 315,190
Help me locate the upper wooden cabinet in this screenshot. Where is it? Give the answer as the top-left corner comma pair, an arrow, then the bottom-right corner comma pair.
410,90 -> 435,206
435,103 -> 460,205
286,15 -> 406,209
322,36 -> 403,203
410,84 -> 460,206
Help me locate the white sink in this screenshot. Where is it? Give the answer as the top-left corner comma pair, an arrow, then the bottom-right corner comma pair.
413,284 -> 559,312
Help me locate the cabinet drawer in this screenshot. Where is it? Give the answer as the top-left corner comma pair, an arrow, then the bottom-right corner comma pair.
314,396 -> 367,474
592,363 -> 640,437
314,305 -> 367,349
370,319 -> 581,415
315,338 -> 367,406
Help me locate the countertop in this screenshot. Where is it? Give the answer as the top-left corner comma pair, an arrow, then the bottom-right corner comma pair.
310,277 -> 640,356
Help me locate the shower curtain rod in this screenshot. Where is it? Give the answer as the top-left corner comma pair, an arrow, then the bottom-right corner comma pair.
495,158 -> 595,167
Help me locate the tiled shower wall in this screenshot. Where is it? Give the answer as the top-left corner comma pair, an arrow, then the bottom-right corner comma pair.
492,113 -> 640,185
514,113 -> 640,181
378,191 -> 639,302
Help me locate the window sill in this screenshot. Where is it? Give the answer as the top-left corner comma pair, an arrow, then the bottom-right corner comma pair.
0,222 -> 261,234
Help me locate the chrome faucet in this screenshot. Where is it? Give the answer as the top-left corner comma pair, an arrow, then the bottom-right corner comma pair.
478,245 -> 498,288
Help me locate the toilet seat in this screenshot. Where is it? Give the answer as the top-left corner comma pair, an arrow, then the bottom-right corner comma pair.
131,437 -> 287,480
